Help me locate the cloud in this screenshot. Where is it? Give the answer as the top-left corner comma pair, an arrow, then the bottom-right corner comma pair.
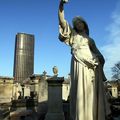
101,1 -> 120,80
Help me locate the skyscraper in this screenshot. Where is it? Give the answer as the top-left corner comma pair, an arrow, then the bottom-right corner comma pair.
13,33 -> 34,83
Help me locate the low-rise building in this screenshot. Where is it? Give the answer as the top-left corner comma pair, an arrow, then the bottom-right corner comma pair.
106,80 -> 120,98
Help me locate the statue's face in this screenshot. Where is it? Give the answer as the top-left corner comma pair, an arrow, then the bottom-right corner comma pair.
75,20 -> 85,33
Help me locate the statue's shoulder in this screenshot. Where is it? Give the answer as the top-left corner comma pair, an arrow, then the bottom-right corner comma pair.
89,37 -> 95,44
88,37 -> 96,48
89,37 -> 94,41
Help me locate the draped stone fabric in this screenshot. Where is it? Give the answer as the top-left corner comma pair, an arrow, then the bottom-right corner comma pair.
59,22 -> 107,120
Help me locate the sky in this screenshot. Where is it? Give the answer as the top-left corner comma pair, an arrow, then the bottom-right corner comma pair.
0,0 -> 120,80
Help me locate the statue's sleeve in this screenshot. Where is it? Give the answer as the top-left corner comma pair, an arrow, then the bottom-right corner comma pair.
59,21 -> 72,46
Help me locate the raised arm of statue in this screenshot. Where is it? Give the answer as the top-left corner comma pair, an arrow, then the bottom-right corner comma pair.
58,0 -> 72,44
58,0 -> 67,29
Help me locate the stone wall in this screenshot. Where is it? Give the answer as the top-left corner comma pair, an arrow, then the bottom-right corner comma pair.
62,81 -> 70,101
29,75 -> 70,102
38,79 -> 48,103
0,75 -> 70,103
0,76 -> 13,103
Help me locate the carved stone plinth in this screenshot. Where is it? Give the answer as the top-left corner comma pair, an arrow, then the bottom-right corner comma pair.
45,77 -> 65,120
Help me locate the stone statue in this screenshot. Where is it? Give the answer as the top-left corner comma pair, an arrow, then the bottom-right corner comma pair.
58,0 -> 108,120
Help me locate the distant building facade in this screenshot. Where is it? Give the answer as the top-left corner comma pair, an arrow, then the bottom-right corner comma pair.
106,80 -> 120,98
13,33 -> 34,83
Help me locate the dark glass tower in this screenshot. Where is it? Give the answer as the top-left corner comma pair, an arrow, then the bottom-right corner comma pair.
13,33 -> 34,83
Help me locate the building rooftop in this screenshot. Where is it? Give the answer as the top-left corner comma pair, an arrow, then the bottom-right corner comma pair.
0,76 -> 14,80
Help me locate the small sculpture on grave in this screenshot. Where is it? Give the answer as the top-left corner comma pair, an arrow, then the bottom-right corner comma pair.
52,66 -> 58,77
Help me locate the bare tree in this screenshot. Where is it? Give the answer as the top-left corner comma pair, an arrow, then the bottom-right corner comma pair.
111,61 -> 120,80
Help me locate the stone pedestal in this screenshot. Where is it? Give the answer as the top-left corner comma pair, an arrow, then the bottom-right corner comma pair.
45,77 -> 65,120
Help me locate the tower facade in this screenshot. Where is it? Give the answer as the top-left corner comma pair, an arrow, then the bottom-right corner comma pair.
13,33 -> 34,83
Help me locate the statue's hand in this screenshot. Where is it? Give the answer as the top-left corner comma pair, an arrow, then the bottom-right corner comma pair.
61,0 -> 69,4
87,59 -> 99,69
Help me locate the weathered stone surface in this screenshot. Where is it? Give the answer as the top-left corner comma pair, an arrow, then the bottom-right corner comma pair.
0,77 -> 13,103
45,77 -> 65,120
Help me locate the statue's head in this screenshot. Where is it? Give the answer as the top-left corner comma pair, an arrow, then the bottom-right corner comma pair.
72,16 -> 89,35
